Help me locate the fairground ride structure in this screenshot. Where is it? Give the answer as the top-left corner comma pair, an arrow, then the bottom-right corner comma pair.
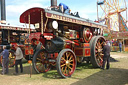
97,0 -> 128,52
97,0 -> 128,31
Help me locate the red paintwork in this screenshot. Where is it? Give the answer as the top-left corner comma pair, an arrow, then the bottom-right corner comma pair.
29,32 -> 41,41
43,33 -> 54,40
85,48 -> 90,56
76,32 -> 79,39
80,43 -> 90,47
20,7 -> 45,24
86,31 -> 90,38
74,43 -> 90,57
83,30 -> 92,43
25,49 -> 29,55
25,46 -> 34,55
54,53 -> 58,58
65,43 -> 72,49
10,43 -> 17,51
74,48 -> 83,55
74,48 -> 90,57
74,40 -> 80,46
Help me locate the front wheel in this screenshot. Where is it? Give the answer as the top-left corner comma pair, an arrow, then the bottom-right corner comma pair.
56,49 -> 77,78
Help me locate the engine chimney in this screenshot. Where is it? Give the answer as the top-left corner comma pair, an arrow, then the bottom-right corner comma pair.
51,0 -> 57,7
0,0 -> 6,24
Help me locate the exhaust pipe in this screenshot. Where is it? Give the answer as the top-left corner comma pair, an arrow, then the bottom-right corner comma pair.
0,0 -> 6,24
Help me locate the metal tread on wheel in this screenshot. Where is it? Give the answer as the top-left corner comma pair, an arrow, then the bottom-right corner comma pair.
90,36 -> 105,68
56,49 -> 77,78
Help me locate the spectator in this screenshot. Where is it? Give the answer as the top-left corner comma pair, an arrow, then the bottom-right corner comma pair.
1,46 -> 9,75
101,42 -> 110,70
119,41 -> 122,52
13,44 -> 23,75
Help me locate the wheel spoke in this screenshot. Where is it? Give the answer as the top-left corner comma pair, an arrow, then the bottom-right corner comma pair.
69,63 -> 73,66
64,66 -> 67,75
67,52 -> 71,60
61,64 -> 66,67
61,57 -> 66,61
37,58 -> 42,62
100,42 -> 104,45
95,46 -> 98,49
69,55 -> 73,61
69,60 -> 73,63
68,65 -> 72,70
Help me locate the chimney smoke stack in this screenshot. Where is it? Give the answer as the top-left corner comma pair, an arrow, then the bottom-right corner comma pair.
51,0 -> 57,7
1,0 -> 6,24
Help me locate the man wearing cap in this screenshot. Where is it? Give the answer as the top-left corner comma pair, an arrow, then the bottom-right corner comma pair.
101,42 -> 111,70
1,46 -> 9,75
14,44 -> 23,75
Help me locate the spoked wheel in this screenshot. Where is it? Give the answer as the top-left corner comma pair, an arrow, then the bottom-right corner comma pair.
8,50 -> 16,67
90,36 -> 105,67
32,49 -> 51,73
56,49 -> 77,78
0,50 -> 15,67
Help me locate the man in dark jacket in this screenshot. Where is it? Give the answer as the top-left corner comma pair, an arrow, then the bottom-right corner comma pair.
1,46 -> 9,75
102,42 -> 110,70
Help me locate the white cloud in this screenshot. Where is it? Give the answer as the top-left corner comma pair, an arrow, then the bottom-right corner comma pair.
6,0 -> 49,25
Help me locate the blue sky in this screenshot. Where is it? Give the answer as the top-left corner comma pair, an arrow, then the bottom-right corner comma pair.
4,0 -> 128,26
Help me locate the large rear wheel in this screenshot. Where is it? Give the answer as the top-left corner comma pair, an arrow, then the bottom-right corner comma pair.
56,49 -> 77,78
90,36 -> 105,67
32,49 -> 51,73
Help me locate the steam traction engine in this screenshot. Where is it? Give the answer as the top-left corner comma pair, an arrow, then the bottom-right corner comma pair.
20,4 -> 107,78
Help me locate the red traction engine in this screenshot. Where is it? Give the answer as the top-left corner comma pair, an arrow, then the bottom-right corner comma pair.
20,7 -> 107,78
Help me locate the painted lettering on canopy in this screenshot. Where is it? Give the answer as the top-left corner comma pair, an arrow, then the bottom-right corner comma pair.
45,13 -> 106,29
